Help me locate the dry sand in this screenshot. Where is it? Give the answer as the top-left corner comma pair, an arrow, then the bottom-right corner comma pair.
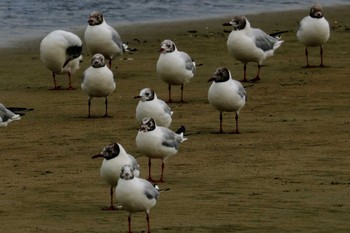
1,5 -> 350,233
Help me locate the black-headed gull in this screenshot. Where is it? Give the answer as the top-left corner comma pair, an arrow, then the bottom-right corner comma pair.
297,4 -> 330,67
116,164 -> 159,233
0,103 -> 21,127
135,88 -> 173,128
40,30 -> 83,90
208,67 -> 247,134
84,11 -> 125,69
156,39 -> 196,103
136,117 -> 187,182
223,16 -> 284,82
92,143 -> 140,210
81,53 -> 115,118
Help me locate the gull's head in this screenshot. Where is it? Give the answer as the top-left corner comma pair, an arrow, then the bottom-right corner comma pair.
120,165 -> 135,180
223,16 -> 247,31
91,53 -> 105,68
92,143 -> 120,160
137,88 -> 155,102
88,11 -> 104,26
310,4 -> 324,19
208,67 -> 231,83
159,39 -> 176,54
139,117 -> 156,132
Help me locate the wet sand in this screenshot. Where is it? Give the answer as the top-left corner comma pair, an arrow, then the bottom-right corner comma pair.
1,5 -> 349,233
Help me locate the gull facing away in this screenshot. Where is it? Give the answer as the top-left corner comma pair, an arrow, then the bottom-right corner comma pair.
135,88 -> 173,128
0,103 -> 21,127
136,117 -> 187,182
156,39 -> 196,103
92,143 -> 140,210
84,11 -> 125,69
208,67 -> 247,134
223,16 -> 284,82
297,4 -> 330,67
40,30 -> 83,90
116,165 -> 159,233
81,53 -> 115,118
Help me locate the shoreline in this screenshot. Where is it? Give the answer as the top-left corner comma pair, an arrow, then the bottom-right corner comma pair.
1,4 -> 349,50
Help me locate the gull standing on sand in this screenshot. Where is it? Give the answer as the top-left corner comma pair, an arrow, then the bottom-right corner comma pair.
92,143 -> 140,210
40,30 -> 83,90
223,16 -> 284,82
81,53 -> 115,118
136,117 -> 187,182
135,88 -> 173,128
115,164 -> 159,233
84,11 -> 125,69
297,4 -> 330,67
156,39 -> 196,103
208,67 -> 247,134
0,103 -> 21,127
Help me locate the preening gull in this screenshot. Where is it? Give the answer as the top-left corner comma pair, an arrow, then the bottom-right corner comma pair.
40,30 -> 83,90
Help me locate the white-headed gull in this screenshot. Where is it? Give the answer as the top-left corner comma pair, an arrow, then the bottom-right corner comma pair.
116,164 -> 159,233
223,16 -> 284,82
208,67 -> 247,134
40,30 -> 83,90
0,103 -> 21,127
84,11 -> 125,69
136,117 -> 187,182
92,143 -> 140,210
156,39 -> 196,103
135,88 -> 173,128
297,4 -> 330,67
81,53 -> 115,118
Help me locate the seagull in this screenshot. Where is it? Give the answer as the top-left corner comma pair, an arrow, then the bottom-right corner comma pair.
115,164 -> 159,233
135,88 -> 173,128
136,117 -> 187,182
297,4 -> 330,67
40,30 -> 83,90
223,16 -> 284,82
92,143 -> 140,210
81,53 -> 115,118
156,39 -> 196,103
208,67 -> 247,134
0,103 -> 21,127
84,11 -> 125,69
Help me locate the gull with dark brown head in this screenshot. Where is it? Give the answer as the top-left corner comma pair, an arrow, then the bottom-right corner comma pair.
223,16 -> 284,82
156,39 -> 196,103
208,67 -> 247,134
84,11 -> 125,69
297,4 -> 330,67
92,143 -> 140,210
115,164 -> 159,233
136,117 -> 187,182
135,88 -> 173,128
81,53 -> 115,118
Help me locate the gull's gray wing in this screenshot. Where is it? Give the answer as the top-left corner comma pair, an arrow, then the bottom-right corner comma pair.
141,179 -> 159,200
108,25 -> 124,53
159,99 -> 172,116
179,51 -> 196,74
160,127 -> 181,149
252,28 -> 279,52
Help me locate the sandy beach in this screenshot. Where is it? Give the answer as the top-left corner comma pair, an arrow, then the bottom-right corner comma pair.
1,5 -> 350,233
